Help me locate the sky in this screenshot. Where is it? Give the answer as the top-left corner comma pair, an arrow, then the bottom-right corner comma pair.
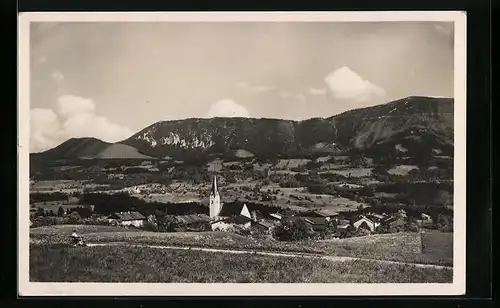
29,21 -> 454,153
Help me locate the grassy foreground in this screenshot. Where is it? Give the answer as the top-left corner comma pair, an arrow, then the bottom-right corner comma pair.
30,244 -> 452,283
30,225 -> 453,266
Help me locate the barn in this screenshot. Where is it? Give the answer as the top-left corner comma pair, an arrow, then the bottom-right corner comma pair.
108,211 -> 146,228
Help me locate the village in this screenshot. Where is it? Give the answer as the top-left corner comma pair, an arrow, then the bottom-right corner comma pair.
30,175 -> 439,241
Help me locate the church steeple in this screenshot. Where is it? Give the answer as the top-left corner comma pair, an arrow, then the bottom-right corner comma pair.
210,175 -> 218,196
209,175 -> 221,219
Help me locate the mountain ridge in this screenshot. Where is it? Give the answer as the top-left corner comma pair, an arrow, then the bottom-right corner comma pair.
32,96 -> 454,161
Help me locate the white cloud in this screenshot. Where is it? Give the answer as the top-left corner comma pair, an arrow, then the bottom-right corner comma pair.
235,81 -> 275,94
30,108 -> 62,153
324,66 -> 386,103
30,95 -> 133,153
57,95 -> 95,117
51,71 -> 64,81
308,88 -> 327,96
207,99 -> 250,118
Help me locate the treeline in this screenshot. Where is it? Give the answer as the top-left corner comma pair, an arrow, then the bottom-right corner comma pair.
82,192 -> 208,216
30,192 -> 69,203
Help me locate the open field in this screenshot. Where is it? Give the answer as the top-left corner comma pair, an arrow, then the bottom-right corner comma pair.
421,231 -> 453,263
30,225 -> 453,266
29,244 -> 452,283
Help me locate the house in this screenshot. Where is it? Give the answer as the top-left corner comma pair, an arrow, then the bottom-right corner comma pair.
303,217 -> 328,232
352,215 -> 380,232
211,215 -> 252,231
175,214 -> 212,231
268,213 -> 283,221
251,220 -> 274,233
107,211 -> 146,228
421,213 -> 432,221
310,209 -> 339,222
381,216 -> 406,229
366,213 -> 387,222
336,219 -> 351,231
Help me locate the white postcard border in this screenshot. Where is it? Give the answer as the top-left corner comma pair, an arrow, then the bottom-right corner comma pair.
18,11 -> 467,296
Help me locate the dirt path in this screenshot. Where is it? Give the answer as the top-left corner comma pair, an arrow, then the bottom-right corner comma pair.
86,242 -> 451,270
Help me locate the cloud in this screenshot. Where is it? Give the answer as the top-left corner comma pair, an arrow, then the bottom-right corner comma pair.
235,81 -> 275,94
308,88 -> 327,96
324,66 -> 385,103
207,99 -> 250,118
57,95 -> 95,116
30,95 -> 133,153
51,71 -> 64,81
30,108 -> 62,153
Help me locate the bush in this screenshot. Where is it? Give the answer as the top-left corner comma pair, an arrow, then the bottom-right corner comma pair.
68,211 -> 81,223
272,219 -> 315,241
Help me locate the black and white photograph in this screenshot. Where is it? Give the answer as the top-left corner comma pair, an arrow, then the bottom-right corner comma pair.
18,11 -> 466,296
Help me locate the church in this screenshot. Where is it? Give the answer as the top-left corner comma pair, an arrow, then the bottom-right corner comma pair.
209,176 -> 253,230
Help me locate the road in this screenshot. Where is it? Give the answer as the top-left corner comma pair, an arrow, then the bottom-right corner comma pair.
87,242 -> 452,270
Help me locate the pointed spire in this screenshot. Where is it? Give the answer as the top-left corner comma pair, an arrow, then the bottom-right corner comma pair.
211,175 -> 218,196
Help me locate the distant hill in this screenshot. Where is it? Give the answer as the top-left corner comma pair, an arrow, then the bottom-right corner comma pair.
31,137 -> 154,161
32,96 -> 454,161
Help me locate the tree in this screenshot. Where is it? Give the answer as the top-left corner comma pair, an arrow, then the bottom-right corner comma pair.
57,206 -> 65,217
36,207 -> 45,217
272,219 -> 314,241
68,211 -> 81,223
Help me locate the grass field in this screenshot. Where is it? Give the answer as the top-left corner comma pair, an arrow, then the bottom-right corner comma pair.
30,244 -> 452,283
30,225 -> 453,266
421,231 -> 453,263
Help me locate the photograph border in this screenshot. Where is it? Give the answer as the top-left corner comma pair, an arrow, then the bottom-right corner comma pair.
17,11 -> 467,297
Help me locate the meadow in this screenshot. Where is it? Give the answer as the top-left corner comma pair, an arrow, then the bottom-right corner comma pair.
30,244 -> 452,283
30,225 -> 453,266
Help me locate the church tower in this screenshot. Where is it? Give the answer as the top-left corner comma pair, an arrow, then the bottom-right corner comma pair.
209,176 -> 221,219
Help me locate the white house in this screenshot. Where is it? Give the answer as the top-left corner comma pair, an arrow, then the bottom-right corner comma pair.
108,211 -> 146,228
211,215 -> 252,231
352,215 -> 380,232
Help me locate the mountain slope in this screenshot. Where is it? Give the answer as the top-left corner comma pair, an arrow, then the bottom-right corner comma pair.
120,96 -> 453,159
32,137 -> 154,160
32,96 -> 454,161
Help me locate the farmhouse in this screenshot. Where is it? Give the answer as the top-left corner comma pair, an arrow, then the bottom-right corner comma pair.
211,215 -> 253,231
305,209 -> 339,222
268,213 -> 283,221
175,214 -> 212,231
421,213 -> 432,221
108,211 -> 146,228
352,215 -> 380,232
303,217 -> 328,232
381,216 -> 406,228
251,220 -> 274,233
